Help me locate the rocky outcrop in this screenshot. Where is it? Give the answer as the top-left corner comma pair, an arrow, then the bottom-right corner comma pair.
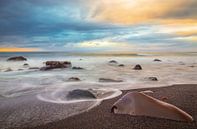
40,61 -> 72,71
99,78 -> 123,82
7,56 -> 27,61
133,64 -> 142,70
67,89 -> 96,100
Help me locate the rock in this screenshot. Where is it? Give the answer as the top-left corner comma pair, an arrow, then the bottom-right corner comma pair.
118,64 -> 125,67
7,56 -> 27,61
67,89 -> 96,100
147,77 -> 158,81
23,63 -> 29,66
72,67 -> 84,70
29,67 -> 40,70
109,60 -> 118,64
18,69 -> 24,71
112,92 -> 193,122
68,77 -> 81,81
4,68 -> 12,72
133,64 -> 142,70
189,65 -> 195,68
154,59 -> 162,62
40,61 -> 72,71
99,78 -> 123,82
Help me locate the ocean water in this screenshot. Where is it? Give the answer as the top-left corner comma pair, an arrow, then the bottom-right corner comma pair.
0,52 -> 197,128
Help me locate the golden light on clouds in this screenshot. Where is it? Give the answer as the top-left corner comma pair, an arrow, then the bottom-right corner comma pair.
0,48 -> 40,52
93,0 -> 195,25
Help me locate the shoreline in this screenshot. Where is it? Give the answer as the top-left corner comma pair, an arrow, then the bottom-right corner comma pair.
21,84 -> 197,129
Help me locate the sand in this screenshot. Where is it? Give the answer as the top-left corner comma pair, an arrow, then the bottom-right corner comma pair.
13,84 -> 196,129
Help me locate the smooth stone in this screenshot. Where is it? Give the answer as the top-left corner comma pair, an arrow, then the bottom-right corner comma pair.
7,56 -> 27,61
68,77 -> 81,81
118,64 -> 125,67
109,60 -> 118,64
111,92 -> 193,122
99,78 -> 123,82
154,59 -> 162,62
133,64 -> 142,70
72,67 -> 84,70
147,77 -> 158,81
67,89 -> 96,100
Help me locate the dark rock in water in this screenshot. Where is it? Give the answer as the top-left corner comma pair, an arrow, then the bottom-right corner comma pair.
147,77 -> 158,81
118,64 -> 125,67
133,64 -> 142,70
23,63 -> 29,66
4,68 -> 12,72
109,60 -> 118,64
79,59 -> 83,61
18,69 -> 24,71
29,67 -> 40,70
189,65 -> 195,68
99,78 -> 123,82
7,56 -> 27,61
72,67 -> 84,70
68,77 -> 81,81
154,59 -> 162,62
40,61 -> 72,71
67,89 -> 96,100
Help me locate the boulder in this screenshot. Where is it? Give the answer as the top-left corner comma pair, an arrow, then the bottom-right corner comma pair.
40,61 -> 72,71
68,77 -> 81,81
72,67 -> 84,70
7,56 -> 27,61
99,78 -> 123,82
133,64 -> 142,70
67,89 -> 96,100
154,59 -> 162,62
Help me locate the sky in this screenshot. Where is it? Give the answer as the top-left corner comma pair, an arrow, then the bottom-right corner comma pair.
0,0 -> 197,52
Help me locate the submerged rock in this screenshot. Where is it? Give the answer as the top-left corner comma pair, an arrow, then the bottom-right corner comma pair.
118,64 -> 125,67
40,61 -> 72,71
67,89 -> 96,100
109,60 -> 118,64
68,77 -> 81,81
29,67 -> 40,70
23,63 -> 29,67
154,59 -> 162,62
72,67 -> 84,70
99,78 -> 123,82
147,77 -> 158,81
133,64 -> 142,70
7,56 -> 27,61
4,68 -> 12,72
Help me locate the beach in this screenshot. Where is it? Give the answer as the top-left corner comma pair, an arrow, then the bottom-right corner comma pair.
3,84 -> 197,129
0,52 -> 197,129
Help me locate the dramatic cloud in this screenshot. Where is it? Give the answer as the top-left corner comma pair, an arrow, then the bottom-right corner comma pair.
0,0 -> 196,52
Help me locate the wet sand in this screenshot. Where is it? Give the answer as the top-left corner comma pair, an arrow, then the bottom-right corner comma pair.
18,84 -> 197,129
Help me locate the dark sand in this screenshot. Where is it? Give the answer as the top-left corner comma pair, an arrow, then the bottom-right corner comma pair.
5,84 -> 197,129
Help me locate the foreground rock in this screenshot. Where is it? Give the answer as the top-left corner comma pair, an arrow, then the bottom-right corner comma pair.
4,68 -> 12,72
68,77 -> 81,81
99,78 -> 123,83
40,61 -> 71,71
111,92 -> 193,122
67,89 -> 96,100
133,64 -> 142,70
7,56 -> 27,61
154,59 -> 162,62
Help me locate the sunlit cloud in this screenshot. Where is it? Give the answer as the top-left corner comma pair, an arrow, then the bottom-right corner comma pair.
0,47 -> 40,52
